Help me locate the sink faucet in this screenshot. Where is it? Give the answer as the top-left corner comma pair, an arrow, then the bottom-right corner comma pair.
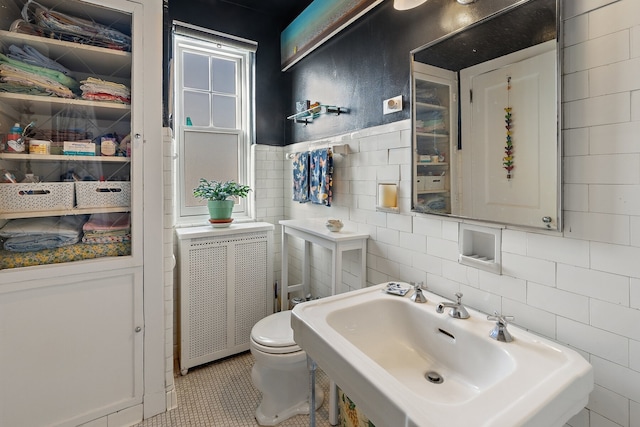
410,282 -> 427,303
487,312 -> 515,342
436,292 -> 470,319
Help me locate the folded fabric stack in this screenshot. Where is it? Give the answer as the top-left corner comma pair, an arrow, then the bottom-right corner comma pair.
7,44 -> 70,75
0,241 -> 131,269
424,196 -> 447,211
416,110 -> 447,134
0,46 -> 79,98
416,87 -> 441,105
82,213 -> 131,244
80,77 -> 131,104
0,216 -> 85,252
14,1 -> 131,51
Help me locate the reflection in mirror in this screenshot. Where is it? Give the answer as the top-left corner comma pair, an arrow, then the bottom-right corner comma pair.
411,0 -> 560,231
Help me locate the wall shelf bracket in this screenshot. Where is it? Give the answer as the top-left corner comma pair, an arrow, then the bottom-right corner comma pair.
287,104 -> 349,124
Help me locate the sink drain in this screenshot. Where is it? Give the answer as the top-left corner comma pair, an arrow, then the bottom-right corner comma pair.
425,371 -> 444,384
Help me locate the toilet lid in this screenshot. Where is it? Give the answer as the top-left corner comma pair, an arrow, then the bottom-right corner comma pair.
251,310 -> 298,349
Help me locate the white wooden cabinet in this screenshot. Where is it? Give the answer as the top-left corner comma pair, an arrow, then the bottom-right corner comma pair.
0,0 -> 164,425
176,223 -> 274,375
0,269 -> 143,427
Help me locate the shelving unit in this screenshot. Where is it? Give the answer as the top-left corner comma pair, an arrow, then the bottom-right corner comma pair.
0,29 -> 132,76
0,16 -> 133,254
412,61 -> 458,214
0,2 -> 142,423
287,104 -> 348,124
0,153 -> 131,163
0,91 -> 132,120
0,1 -> 163,426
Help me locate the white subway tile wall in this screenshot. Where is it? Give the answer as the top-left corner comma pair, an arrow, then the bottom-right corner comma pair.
271,2 -> 640,426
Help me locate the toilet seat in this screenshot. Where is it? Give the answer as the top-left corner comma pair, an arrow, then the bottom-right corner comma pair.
251,311 -> 302,354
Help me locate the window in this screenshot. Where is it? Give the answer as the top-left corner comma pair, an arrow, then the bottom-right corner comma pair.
172,22 -> 256,223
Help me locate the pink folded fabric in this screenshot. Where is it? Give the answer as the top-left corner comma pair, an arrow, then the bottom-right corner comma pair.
82,212 -> 130,232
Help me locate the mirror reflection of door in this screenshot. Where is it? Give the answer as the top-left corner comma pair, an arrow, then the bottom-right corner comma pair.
460,40 -> 556,229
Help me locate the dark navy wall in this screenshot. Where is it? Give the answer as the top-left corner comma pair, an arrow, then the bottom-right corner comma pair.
285,0 -> 519,144
164,0 -> 308,145
165,0 -> 523,146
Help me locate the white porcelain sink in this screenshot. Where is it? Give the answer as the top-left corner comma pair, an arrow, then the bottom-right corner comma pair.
291,283 -> 593,427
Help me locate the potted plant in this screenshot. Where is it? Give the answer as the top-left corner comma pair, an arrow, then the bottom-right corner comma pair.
193,178 -> 251,225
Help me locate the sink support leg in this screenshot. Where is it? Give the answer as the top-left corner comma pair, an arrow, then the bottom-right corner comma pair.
308,355 -> 317,427
329,380 -> 338,425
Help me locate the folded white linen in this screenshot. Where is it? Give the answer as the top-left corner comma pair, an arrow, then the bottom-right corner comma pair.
0,216 -> 85,238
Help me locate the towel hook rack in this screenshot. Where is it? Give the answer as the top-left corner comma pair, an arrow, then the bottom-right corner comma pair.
286,144 -> 348,159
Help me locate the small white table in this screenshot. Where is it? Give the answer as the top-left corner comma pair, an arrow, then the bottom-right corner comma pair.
279,218 -> 368,311
279,218 -> 368,426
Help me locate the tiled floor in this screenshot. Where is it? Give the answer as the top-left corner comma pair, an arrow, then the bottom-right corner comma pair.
134,351 -> 332,427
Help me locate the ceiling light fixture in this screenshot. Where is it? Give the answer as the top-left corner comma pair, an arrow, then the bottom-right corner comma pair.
457,0 -> 476,4
393,0 -> 428,10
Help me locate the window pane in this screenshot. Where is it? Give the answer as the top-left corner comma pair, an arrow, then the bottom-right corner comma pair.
211,57 -> 236,94
174,30 -> 253,221
183,52 -> 209,90
184,91 -> 210,126
212,95 -> 236,128
182,131 -> 239,208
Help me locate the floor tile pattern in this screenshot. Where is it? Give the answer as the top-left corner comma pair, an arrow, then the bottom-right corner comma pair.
135,352 -> 332,427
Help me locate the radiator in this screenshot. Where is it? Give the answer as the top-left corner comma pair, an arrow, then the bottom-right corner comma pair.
176,224 -> 274,375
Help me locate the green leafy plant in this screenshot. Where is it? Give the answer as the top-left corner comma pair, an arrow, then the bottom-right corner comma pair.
193,178 -> 251,201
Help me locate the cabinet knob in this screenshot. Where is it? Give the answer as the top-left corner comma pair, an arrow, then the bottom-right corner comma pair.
135,326 -> 142,333
134,133 -> 142,139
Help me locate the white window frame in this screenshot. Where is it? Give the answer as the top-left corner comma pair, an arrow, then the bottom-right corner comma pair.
172,22 -> 256,224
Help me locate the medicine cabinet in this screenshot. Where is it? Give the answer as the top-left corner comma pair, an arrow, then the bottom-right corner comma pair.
410,0 -> 561,231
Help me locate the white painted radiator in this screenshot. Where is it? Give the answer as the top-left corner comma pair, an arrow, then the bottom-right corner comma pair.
176,223 -> 274,375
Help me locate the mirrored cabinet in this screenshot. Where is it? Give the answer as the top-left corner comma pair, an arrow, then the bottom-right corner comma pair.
410,0 -> 560,231
412,61 -> 457,215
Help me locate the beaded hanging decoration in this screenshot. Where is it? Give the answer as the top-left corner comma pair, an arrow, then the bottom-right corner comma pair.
503,76 -> 514,179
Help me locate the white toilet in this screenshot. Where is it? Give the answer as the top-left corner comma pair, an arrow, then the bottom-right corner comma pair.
250,310 -> 324,426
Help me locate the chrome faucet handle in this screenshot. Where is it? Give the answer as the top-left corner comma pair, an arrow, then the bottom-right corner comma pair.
454,292 -> 463,304
451,292 -> 470,318
410,281 -> 427,303
487,311 -> 514,324
487,311 -> 515,342
436,292 -> 470,319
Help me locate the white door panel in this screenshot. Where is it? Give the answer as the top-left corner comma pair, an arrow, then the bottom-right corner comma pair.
0,269 -> 143,427
461,42 -> 557,228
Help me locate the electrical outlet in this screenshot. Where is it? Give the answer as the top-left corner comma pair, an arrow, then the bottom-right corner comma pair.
383,95 -> 402,115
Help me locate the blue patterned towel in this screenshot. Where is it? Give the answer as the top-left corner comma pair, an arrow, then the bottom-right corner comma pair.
292,152 -> 309,203
309,148 -> 333,206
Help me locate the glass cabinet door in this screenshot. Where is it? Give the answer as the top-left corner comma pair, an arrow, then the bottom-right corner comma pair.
412,61 -> 458,215
0,0 -> 134,270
